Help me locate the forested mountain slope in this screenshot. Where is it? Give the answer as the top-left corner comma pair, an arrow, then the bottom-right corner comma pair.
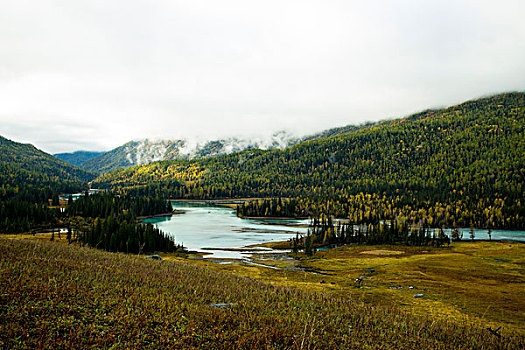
76,122 -> 399,175
0,136 -> 95,200
299,116 -> 415,142
93,93 -> 525,229
0,136 -> 97,233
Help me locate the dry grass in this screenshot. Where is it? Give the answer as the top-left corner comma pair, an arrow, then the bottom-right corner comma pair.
360,249 -> 404,256
198,241 -> 525,337
1,238 -> 523,349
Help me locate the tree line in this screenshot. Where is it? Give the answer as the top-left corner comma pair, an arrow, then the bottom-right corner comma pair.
292,216 -> 451,256
67,192 -> 173,220
0,187 -> 183,255
68,193 -> 183,254
81,215 -> 182,254
236,195 -> 516,230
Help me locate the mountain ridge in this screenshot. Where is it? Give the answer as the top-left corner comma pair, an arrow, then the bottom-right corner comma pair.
54,150 -> 105,167
63,107 -> 450,173
92,92 -> 525,229
63,121 -> 394,173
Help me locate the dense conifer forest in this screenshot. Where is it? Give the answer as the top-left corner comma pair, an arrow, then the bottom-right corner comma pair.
0,135 -> 95,196
67,192 -> 173,219
93,93 -> 525,229
67,193 -> 182,254
0,136 -> 179,252
291,216 -> 451,256
0,136 -> 96,233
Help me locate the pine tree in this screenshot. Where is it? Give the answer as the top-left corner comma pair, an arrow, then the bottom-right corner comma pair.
67,226 -> 72,244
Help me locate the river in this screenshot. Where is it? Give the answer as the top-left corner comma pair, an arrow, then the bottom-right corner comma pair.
143,201 -> 525,259
143,201 -> 309,258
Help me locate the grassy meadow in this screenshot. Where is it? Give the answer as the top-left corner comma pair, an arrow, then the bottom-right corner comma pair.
174,241 -> 525,338
1,237 -> 524,349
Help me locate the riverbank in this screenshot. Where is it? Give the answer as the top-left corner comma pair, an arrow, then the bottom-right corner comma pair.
137,210 -> 185,220
168,198 -> 297,210
169,198 -> 266,207
237,215 -> 309,220
170,199 -> 525,235
170,198 -> 302,218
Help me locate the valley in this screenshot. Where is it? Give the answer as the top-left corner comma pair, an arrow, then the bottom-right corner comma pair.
1,93 -> 524,349
3,0 -> 525,347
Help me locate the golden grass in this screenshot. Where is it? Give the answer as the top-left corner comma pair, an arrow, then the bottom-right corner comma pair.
6,238 -> 524,349
2,231 -> 71,244
192,241 -> 525,336
360,249 -> 404,255
2,234 -> 524,349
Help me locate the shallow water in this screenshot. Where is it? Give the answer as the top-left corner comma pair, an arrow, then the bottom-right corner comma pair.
436,227 -> 524,242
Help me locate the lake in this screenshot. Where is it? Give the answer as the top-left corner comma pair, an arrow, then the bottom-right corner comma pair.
143,201 -> 525,259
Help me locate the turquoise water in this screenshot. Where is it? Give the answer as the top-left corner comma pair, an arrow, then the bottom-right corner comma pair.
440,227 -> 525,242
143,202 -> 309,258
144,201 -> 524,258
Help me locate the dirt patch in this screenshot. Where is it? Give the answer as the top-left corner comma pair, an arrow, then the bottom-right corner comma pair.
360,249 -> 404,256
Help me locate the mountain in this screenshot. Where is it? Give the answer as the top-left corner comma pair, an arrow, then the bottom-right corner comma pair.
93,92 -> 525,229
80,121 -> 413,174
80,117 -> 439,174
82,131 -> 299,173
81,139 -> 186,173
54,151 -> 105,167
0,136 -> 96,199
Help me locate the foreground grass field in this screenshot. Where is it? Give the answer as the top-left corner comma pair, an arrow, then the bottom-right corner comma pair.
1,238 -> 523,349
188,241 -> 525,337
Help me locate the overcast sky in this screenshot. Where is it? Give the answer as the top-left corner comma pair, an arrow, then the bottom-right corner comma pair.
1,0 -> 524,153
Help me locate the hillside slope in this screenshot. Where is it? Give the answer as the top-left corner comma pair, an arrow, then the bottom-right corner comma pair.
1,238 -> 521,349
0,136 -> 97,233
0,136 -> 95,199
93,93 -> 525,229
54,150 -> 104,167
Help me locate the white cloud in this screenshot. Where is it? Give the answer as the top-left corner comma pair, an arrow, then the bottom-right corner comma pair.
1,0 -> 524,153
